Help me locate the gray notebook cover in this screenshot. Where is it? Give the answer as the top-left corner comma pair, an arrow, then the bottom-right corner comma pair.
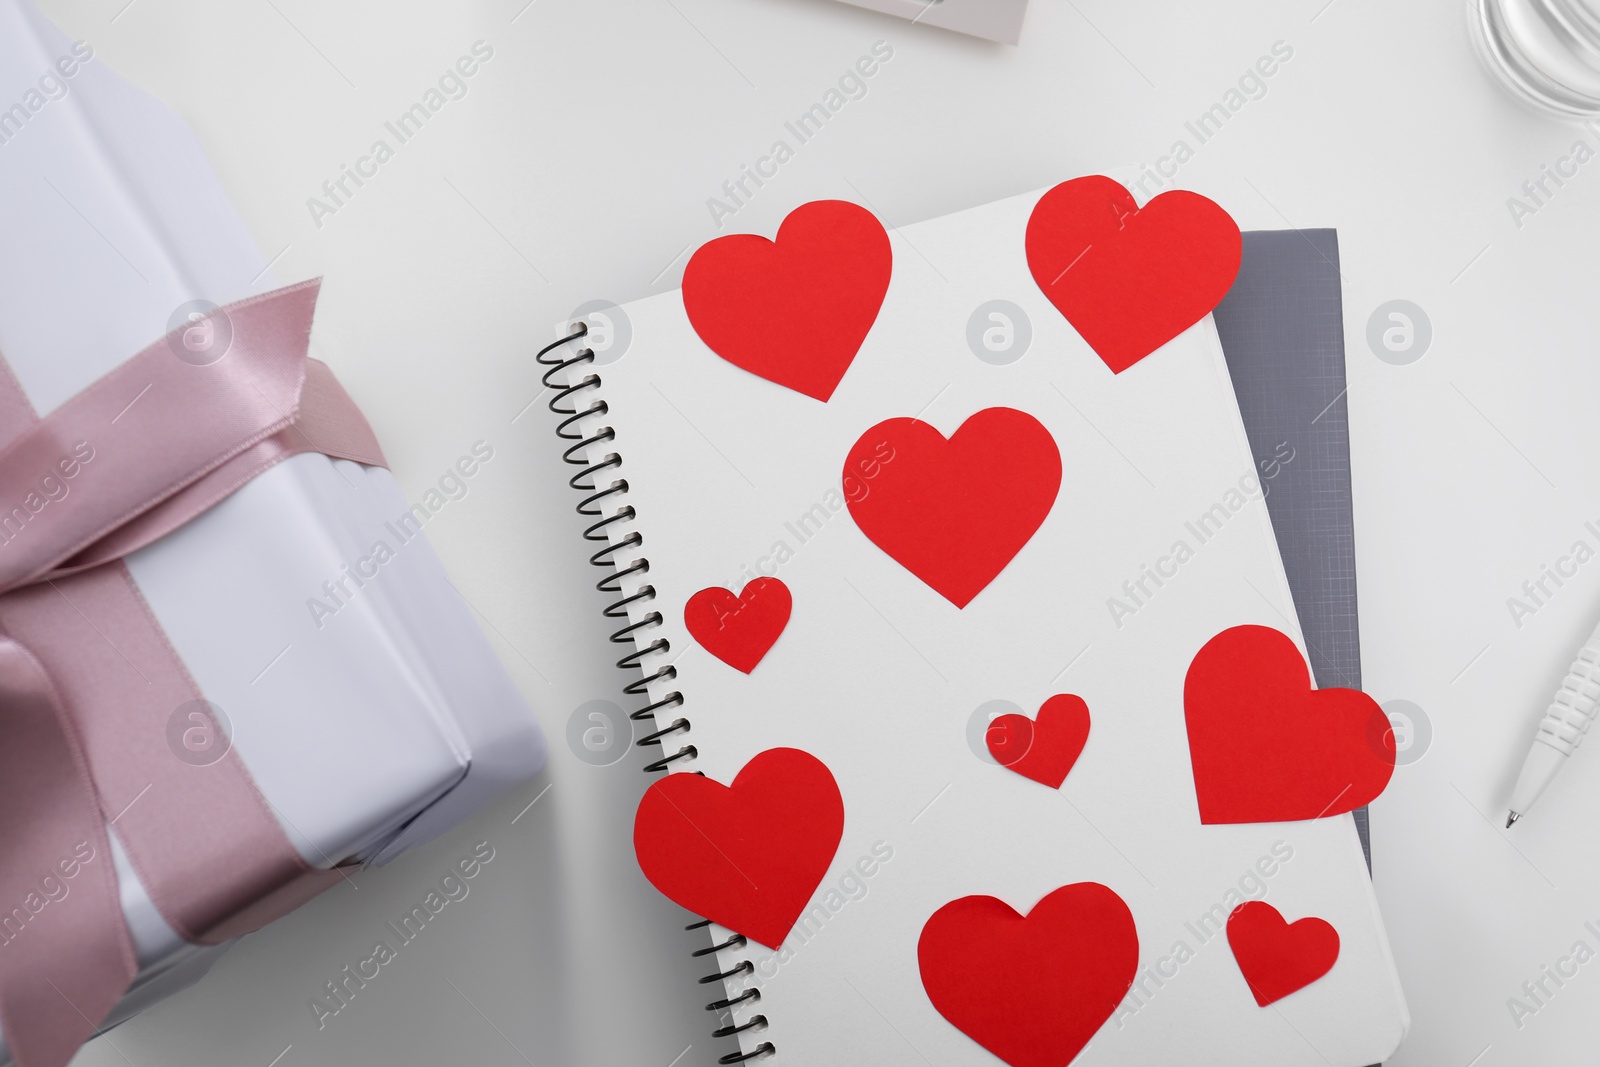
1211,228 -> 1371,866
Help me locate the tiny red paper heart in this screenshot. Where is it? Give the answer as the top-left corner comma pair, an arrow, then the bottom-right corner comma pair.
682,200 -> 891,401
1184,625 -> 1395,824
986,694 -> 1091,789
684,578 -> 791,673
845,408 -> 1061,608
1226,901 -> 1340,1007
633,748 -> 844,950
919,883 -> 1138,1067
1026,175 -> 1242,373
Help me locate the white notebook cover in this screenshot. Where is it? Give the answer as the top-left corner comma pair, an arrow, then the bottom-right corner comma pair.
564,187 -> 1407,1064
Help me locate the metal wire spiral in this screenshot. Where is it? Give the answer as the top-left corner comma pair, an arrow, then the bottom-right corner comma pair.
688,918 -> 773,1062
536,324 -> 691,772
537,325 -> 772,1062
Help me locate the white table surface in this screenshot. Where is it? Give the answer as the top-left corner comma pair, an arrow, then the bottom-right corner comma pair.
24,0 -> 1599,1064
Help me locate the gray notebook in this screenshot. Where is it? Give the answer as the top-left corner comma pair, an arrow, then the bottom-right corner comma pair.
1211,228 -> 1371,865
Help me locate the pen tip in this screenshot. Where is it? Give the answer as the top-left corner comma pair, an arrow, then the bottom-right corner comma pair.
1506,812 -> 1520,828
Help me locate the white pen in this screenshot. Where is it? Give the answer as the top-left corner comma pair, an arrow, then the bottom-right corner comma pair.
1507,617 -> 1600,826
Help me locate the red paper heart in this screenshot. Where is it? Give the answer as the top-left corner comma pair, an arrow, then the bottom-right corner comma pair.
1025,175 -> 1242,373
986,694 -> 1091,789
845,408 -> 1061,608
633,748 -> 843,950
919,883 -> 1138,1067
1184,625 -> 1395,824
1226,901 -> 1340,1007
684,578 -> 791,674
682,200 -> 890,401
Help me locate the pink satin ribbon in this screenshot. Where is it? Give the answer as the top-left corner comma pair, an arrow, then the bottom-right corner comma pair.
0,279 -> 388,1067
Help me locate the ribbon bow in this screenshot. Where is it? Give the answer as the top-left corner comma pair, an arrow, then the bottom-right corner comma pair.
0,279 -> 386,1067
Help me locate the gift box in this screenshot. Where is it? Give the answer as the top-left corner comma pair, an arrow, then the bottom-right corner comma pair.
0,6 -> 545,1065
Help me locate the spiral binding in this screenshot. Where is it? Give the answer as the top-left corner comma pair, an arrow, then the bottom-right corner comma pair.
535,324 -> 691,771
536,324 -> 775,1063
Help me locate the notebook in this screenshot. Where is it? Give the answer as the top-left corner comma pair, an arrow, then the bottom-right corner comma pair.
538,182 -> 1407,1065
1211,228 -> 1371,867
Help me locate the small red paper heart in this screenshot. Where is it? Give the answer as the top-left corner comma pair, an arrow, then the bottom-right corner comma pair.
919,883 -> 1138,1067
1184,625 -> 1395,824
683,200 -> 891,401
684,578 -> 791,673
1226,901 -> 1340,1007
1026,175 -> 1242,373
633,748 -> 844,950
845,408 -> 1061,608
986,694 -> 1091,789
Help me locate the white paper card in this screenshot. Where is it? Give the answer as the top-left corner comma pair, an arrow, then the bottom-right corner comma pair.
829,0 -> 1029,45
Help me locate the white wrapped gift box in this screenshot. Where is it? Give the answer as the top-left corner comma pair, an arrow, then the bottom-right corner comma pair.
0,3 -> 545,1057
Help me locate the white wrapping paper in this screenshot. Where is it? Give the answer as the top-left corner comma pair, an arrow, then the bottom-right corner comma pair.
0,3 -> 545,1055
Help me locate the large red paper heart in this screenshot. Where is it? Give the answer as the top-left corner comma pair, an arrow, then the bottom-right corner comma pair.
684,578 -> 791,674
845,408 -> 1061,608
682,200 -> 890,401
633,748 -> 843,950
1184,625 -> 1394,824
1226,901 -> 1340,1007
919,883 -> 1138,1067
1025,175 -> 1242,373
986,694 -> 1091,789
